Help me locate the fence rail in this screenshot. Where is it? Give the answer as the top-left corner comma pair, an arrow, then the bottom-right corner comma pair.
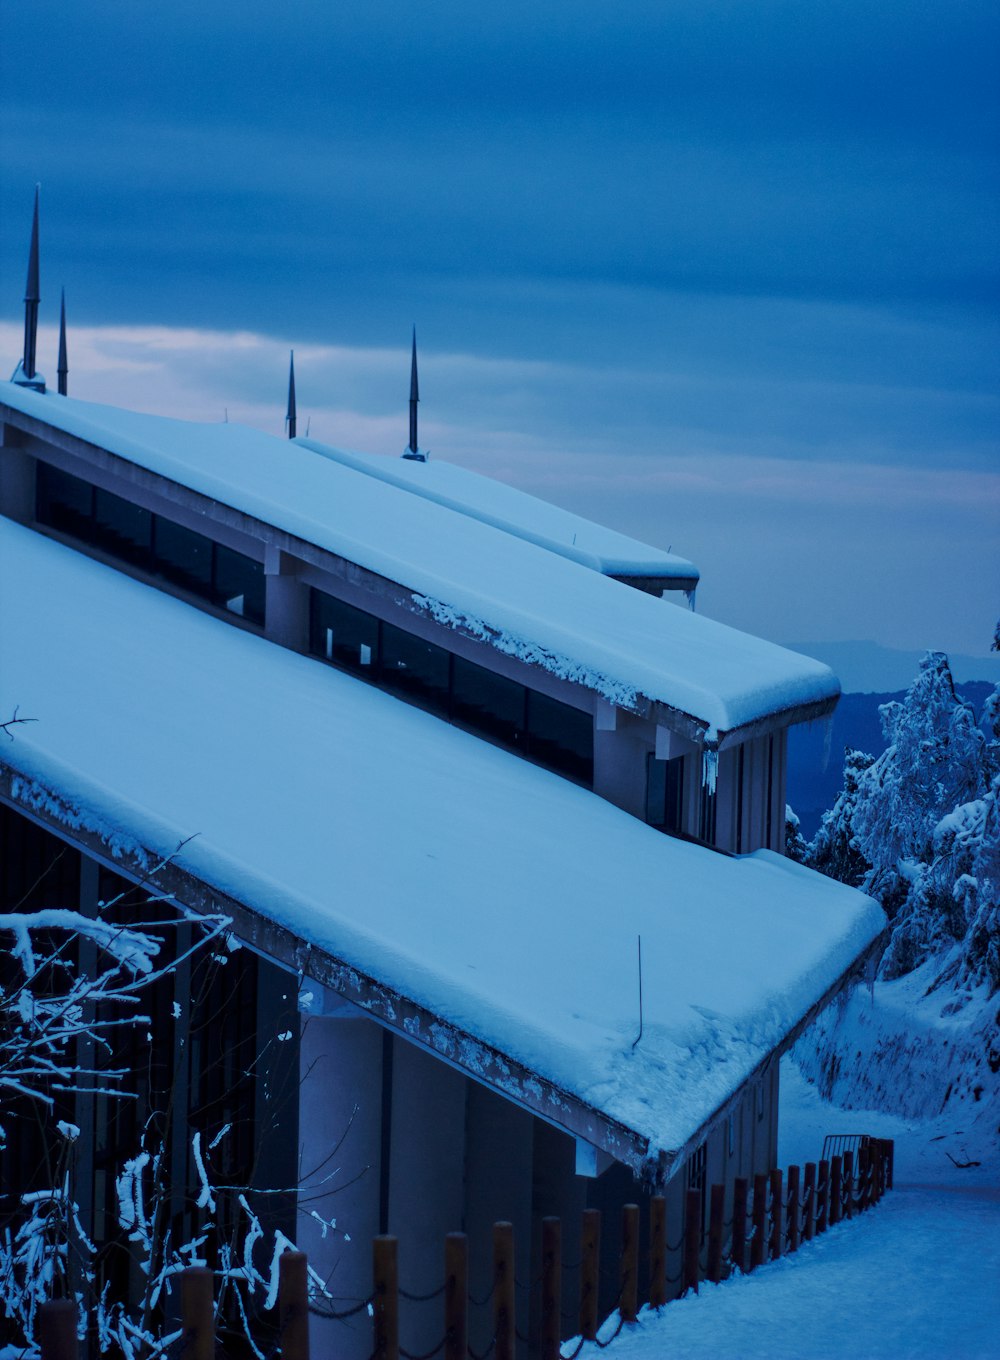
34,1137 -> 894,1360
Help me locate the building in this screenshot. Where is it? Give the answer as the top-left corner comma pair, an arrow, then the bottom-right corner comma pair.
0,223 -> 886,1355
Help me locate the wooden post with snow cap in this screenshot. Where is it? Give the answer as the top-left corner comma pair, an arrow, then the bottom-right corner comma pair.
750,1174 -> 767,1270
707,1184 -> 725,1283
541,1217 -> 561,1360
373,1236 -> 399,1360
39,1300 -> 79,1360
649,1195 -> 667,1307
580,1208 -> 601,1339
829,1155 -> 842,1226
731,1177 -> 748,1274
493,1222 -> 515,1360
621,1203 -> 640,1320
180,1267 -> 214,1360
803,1163 -> 816,1240
787,1165 -> 801,1253
279,1250 -> 310,1360
769,1169 -> 783,1260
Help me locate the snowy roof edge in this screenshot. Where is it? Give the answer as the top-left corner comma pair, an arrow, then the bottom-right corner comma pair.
0,756 -> 886,1183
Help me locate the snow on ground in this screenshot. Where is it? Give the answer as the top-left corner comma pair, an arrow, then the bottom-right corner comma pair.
576,1055 -> 1000,1359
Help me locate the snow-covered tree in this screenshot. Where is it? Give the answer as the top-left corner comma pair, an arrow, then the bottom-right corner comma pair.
798,653 -> 999,993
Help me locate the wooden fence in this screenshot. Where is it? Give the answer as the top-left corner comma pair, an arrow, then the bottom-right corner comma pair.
34,1138 -> 893,1360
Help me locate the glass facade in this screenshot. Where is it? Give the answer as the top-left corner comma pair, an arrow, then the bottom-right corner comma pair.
309,587 -> 593,785
36,462 -> 265,626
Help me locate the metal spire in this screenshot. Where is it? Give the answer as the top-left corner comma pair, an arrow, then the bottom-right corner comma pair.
286,349 -> 297,439
403,326 -> 427,460
57,288 -> 68,395
12,185 -> 45,391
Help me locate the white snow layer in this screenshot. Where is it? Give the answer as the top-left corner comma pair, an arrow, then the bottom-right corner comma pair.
297,436 -> 699,581
0,384 -> 837,736
0,520 -> 883,1155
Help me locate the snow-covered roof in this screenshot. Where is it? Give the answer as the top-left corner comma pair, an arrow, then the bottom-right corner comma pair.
1,384 -> 838,740
0,517 -> 885,1170
297,436 -> 699,583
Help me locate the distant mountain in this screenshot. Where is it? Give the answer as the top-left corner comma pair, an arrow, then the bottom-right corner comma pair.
784,640 -> 1000,695
788,680 -> 995,840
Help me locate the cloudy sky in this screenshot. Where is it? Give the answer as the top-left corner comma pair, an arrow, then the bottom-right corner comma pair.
2,1 -> 997,657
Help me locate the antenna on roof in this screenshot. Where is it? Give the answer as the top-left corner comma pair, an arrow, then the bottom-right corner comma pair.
286,349 -> 297,439
402,325 -> 427,461
631,935 -> 643,1050
57,287 -> 68,396
11,185 -> 46,392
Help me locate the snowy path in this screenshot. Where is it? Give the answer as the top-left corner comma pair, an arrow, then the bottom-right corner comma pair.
591,1187 -> 1000,1359
570,1058 -> 1000,1359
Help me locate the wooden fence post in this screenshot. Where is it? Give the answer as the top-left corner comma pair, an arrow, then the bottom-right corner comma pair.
621,1203 -> 640,1321
373,1235 -> 399,1360
750,1174 -> 767,1271
829,1154 -> 842,1226
444,1232 -> 468,1360
769,1169 -> 783,1261
493,1222 -> 515,1360
38,1300 -> 79,1360
648,1195 -> 667,1308
803,1162 -> 816,1241
817,1159 -> 830,1233
180,1267 -> 214,1360
707,1184 -> 725,1284
580,1208 -> 601,1340
683,1188 -> 701,1295
786,1166 -> 800,1253
279,1250 -> 310,1360
842,1152 -> 853,1221
731,1177 -> 748,1275
541,1217 -> 562,1360
858,1146 -> 870,1211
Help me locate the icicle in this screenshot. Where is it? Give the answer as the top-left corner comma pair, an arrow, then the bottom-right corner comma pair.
684,588 -> 697,612
701,745 -> 718,795
821,712 -> 833,772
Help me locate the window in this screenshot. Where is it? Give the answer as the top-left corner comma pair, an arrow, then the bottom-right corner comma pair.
380,622 -> 451,716
308,587 -> 593,786
526,690 -> 593,784
687,1141 -> 707,1242
36,461 -> 265,626
646,753 -> 684,833
452,655 -> 526,749
727,1111 -> 736,1157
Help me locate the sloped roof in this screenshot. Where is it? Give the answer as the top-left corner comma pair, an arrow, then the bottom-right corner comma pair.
297,435 -> 698,583
0,517 -> 885,1174
0,384 -> 838,740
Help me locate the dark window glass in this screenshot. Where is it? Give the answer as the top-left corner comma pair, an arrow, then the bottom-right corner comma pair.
700,782 -> 718,845
527,691 -> 593,785
153,516 -> 213,597
646,754 -> 684,833
214,543 -> 265,625
381,622 -> 451,716
36,462 -> 94,537
93,487 -> 152,567
452,656 -> 526,750
309,591 -> 379,675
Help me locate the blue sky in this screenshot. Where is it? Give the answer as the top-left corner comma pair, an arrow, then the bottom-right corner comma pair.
2,0 -> 998,655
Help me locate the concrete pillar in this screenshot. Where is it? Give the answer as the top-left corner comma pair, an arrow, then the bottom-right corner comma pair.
264,546 -> 309,651
0,438 -> 36,524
